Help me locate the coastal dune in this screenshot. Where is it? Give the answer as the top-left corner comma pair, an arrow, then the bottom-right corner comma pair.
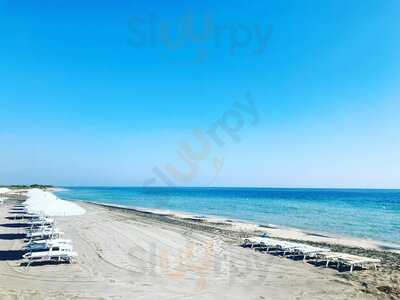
0,201 -> 385,299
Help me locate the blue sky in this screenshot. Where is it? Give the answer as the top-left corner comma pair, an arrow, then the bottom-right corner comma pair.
0,0 -> 399,188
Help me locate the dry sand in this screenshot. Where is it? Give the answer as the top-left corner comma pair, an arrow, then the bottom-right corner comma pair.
0,201 -> 398,300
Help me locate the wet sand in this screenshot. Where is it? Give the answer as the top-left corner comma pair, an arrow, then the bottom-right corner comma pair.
0,201 -> 398,299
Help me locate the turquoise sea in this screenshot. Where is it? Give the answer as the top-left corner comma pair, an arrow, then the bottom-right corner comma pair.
56,187 -> 400,245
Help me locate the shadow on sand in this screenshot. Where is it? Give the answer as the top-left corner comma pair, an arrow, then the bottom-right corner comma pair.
0,223 -> 29,228
20,261 -> 70,267
254,248 -> 365,273
0,233 -> 26,240
0,250 -> 26,261
308,260 -> 363,272
5,216 -> 26,221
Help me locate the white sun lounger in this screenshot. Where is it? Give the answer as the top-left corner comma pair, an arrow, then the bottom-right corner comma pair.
317,252 -> 381,272
23,244 -> 78,267
25,238 -> 72,248
243,237 -> 294,251
242,237 -> 331,261
283,244 -> 331,261
24,239 -> 73,252
28,217 -> 54,226
26,224 -> 54,234
242,237 -> 296,250
26,228 -> 63,240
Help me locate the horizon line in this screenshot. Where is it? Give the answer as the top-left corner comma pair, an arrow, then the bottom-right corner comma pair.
52,185 -> 400,191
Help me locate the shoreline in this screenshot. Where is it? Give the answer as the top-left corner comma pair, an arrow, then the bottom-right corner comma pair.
54,187 -> 400,249
6,187 -> 400,251
79,200 -> 400,253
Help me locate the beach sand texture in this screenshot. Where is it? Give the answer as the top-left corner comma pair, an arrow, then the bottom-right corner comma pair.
0,201 -> 396,300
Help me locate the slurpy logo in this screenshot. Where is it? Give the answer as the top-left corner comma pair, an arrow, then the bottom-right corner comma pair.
140,239 -> 266,294
143,91 -> 259,187
128,12 -> 272,62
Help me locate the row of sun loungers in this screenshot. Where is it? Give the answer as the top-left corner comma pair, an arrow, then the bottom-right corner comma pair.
10,205 -> 78,268
242,236 -> 380,272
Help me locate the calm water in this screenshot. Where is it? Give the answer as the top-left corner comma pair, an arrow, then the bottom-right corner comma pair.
56,187 -> 400,244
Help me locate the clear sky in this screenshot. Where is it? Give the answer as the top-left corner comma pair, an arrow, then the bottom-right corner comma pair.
0,0 -> 399,188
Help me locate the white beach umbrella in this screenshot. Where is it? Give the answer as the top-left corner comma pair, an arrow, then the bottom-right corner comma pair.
0,188 -> 11,194
24,189 -> 85,217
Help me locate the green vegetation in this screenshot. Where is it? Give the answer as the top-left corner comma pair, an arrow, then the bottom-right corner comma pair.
7,184 -> 54,190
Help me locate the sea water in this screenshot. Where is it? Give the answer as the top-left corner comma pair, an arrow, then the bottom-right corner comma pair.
56,187 -> 400,245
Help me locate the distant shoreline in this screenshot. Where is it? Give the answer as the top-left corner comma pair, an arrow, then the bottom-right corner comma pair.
82,200 -> 400,253
56,185 -> 400,191
53,185 -> 400,249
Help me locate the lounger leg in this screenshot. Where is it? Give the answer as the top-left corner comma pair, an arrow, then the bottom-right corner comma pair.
350,264 -> 354,273
326,260 -> 329,268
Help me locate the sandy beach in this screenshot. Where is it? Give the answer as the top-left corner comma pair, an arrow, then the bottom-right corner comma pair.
0,200 -> 399,300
